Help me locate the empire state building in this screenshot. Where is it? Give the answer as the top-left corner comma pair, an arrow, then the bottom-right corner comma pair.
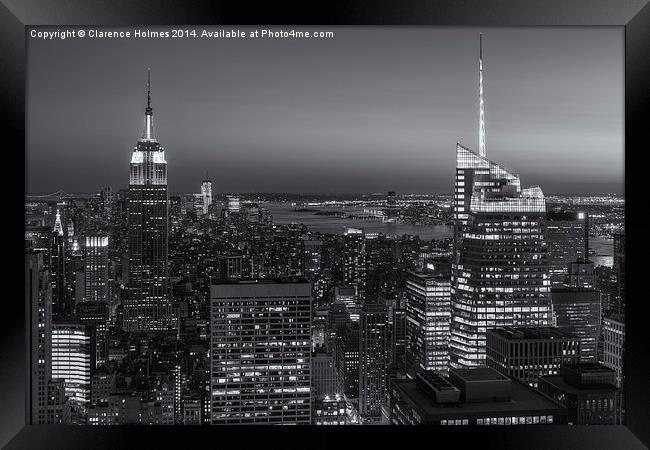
124,70 -> 173,332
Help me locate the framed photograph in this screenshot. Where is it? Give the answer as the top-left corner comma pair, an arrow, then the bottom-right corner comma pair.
4,0 -> 648,448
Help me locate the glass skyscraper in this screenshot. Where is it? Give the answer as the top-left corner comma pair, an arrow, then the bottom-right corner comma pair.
450,144 -> 552,368
449,35 -> 552,368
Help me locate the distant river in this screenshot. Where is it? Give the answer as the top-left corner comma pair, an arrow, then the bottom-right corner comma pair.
263,202 -> 453,240
590,236 -> 614,268
263,202 -> 615,266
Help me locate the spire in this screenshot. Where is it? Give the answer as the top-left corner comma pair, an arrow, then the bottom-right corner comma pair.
53,209 -> 64,236
142,68 -> 156,141
478,33 -> 486,157
146,68 -> 151,113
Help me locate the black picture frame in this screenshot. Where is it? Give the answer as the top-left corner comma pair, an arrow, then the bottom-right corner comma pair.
3,1 -> 648,448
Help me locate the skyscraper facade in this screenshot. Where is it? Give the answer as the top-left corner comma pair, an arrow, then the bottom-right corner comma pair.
612,232 -> 625,315
343,228 -> 367,300
51,319 -> 92,421
124,71 -> 172,332
544,211 -> 588,285
26,250 -> 52,425
551,287 -> 601,362
51,209 -> 67,316
405,268 -> 451,377
359,302 -> 389,423
450,143 -> 552,368
210,279 -> 312,424
602,314 -> 624,389
450,36 -> 552,368
83,235 -> 109,303
201,179 -> 212,216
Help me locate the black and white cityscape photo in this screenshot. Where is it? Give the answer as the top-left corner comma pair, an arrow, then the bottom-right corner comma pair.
25,26 -> 625,426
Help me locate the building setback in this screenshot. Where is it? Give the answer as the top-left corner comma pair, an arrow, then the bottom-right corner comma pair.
210,279 -> 311,424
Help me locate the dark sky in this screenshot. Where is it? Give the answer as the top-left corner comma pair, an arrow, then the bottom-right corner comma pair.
27,26 -> 623,195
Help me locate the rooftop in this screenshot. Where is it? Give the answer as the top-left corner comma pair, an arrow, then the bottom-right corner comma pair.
393,376 -> 561,417
488,326 -> 575,341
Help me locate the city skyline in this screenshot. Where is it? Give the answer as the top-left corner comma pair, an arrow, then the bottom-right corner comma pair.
27,27 -> 624,195
24,25 -> 626,428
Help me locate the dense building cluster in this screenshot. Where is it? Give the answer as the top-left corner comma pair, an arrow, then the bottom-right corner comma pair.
24,38 -> 625,426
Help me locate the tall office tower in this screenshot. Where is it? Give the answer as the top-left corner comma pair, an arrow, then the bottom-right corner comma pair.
76,301 -> 110,368
405,265 -> 452,377
602,314 -> 625,389
486,327 -> 581,387
100,186 -> 113,219
359,302 -> 389,424
343,228 -> 367,300
544,211 -> 588,285
26,251 -> 52,425
124,70 -> 173,332
287,226 -> 305,277
612,232 -> 625,315
52,319 -> 92,422
602,314 -> 625,424
450,37 -> 552,369
51,209 -> 67,316
84,235 -> 109,302
210,279 -> 312,424
335,321 -> 360,399
391,298 -> 408,375
200,178 -> 212,216
303,239 -> 322,277
551,287 -> 601,362
66,217 -> 78,253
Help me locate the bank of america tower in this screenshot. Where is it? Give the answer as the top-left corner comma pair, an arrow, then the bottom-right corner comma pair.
124,70 -> 173,332
449,35 -> 553,368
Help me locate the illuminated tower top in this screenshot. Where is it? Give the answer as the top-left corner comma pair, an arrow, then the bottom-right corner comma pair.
53,209 -> 64,236
478,33 -> 486,157
130,69 -> 167,186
